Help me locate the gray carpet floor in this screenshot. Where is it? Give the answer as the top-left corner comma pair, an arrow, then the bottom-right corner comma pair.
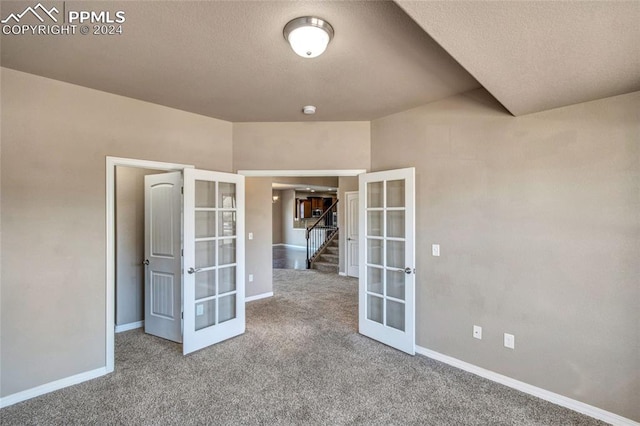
1,269 -> 604,425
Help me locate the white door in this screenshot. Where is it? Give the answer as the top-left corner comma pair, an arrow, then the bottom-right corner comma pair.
144,172 -> 183,343
182,168 -> 245,355
358,168 -> 415,355
346,191 -> 360,278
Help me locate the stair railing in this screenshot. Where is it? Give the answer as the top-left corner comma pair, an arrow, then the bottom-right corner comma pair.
306,199 -> 339,269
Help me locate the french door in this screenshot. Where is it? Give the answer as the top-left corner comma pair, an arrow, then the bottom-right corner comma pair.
182,168 -> 245,355
358,168 -> 415,355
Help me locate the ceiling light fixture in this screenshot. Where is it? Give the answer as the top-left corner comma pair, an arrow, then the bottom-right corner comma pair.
302,105 -> 316,115
284,16 -> 334,59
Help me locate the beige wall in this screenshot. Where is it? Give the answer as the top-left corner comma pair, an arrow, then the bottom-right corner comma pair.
115,166 -> 164,326
272,177 -> 339,187
371,89 -> 640,421
0,69 -> 233,397
232,121 -> 370,171
281,189 -> 307,247
271,190 -> 284,245
245,177 -> 273,298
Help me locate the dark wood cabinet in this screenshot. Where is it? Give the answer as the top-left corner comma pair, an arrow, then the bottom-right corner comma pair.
296,196 -> 337,219
299,200 -> 311,218
310,197 -> 324,210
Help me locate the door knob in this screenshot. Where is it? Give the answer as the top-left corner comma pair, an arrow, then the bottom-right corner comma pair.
404,267 -> 414,275
187,267 -> 202,274
142,259 -> 149,266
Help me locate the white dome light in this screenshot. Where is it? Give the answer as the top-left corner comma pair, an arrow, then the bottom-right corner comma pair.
288,26 -> 329,58
284,17 -> 334,59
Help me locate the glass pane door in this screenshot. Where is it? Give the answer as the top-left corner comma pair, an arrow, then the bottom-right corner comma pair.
183,168 -> 245,355
359,168 -> 415,355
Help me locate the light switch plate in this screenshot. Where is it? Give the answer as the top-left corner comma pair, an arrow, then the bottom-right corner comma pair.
432,244 -> 440,256
248,232 -> 253,240
249,274 -> 254,282
504,333 -> 515,349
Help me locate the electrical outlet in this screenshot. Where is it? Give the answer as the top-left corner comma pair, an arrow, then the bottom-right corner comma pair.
473,325 -> 482,340
432,244 -> 440,256
249,274 -> 254,282
504,333 -> 515,349
196,304 -> 204,316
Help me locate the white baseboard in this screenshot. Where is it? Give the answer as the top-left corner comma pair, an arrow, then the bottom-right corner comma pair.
115,320 -> 144,333
415,345 -> 639,426
273,244 -> 306,250
0,367 -> 108,409
245,292 -> 274,302
338,272 -> 347,276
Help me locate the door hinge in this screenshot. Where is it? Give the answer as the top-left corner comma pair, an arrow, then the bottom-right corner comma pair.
181,249 -> 183,257
181,187 -> 184,194
181,312 -> 184,319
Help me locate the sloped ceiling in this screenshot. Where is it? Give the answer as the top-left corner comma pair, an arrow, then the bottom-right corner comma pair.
0,1 -> 479,122
397,0 -> 640,116
2,1 -> 638,120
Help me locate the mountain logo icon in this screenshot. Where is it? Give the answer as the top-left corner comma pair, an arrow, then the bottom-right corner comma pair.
1,3 -> 59,24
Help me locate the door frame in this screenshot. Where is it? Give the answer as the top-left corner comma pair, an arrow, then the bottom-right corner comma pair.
344,191 -> 359,278
106,156 -> 194,373
237,170 -> 366,177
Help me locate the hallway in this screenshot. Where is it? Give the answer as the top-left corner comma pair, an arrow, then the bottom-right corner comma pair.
272,245 -> 307,270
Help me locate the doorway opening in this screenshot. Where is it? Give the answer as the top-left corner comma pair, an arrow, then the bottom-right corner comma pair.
272,178 -> 339,271
238,169 -> 365,280
107,157 -> 248,368
107,157 -> 194,372
114,166 -> 166,334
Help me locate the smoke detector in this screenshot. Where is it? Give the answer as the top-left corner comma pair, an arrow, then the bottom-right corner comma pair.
302,105 -> 316,115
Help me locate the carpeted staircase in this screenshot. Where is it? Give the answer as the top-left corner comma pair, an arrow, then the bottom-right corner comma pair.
312,234 -> 339,273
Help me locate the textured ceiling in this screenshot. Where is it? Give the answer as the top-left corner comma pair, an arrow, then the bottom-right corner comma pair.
397,1 -> 640,116
3,1 -> 638,120
0,1 -> 479,122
